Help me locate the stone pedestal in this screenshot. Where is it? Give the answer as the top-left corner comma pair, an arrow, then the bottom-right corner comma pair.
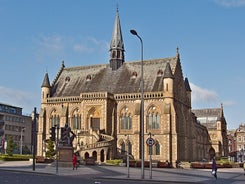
58,146 -> 73,162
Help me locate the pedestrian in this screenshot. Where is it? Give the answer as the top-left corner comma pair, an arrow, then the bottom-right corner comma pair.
211,157 -> 217,179
243,162 -> 245,175
72,153 -> 77,170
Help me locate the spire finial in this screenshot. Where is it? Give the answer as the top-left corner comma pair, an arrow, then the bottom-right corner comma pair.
176,47 -> 179,58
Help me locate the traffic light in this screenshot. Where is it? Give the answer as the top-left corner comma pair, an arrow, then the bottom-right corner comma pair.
49,127 -> 56,141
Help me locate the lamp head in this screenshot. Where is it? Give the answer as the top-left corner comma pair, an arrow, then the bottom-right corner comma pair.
130,29 -> 138,36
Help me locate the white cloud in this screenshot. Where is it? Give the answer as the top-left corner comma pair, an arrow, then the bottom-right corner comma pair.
0,86 -> 38,114
37,34 -> 64,52
73,44 -> 94,53
190,83 -> 218,103
73,37 -> 109,53
222,100 -> 236,106
33,34 -> 65,62
214,0 -> 245,7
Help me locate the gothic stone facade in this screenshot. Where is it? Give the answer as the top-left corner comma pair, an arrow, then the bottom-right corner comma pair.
193,106 -> 229,159
37,9 -> 215,165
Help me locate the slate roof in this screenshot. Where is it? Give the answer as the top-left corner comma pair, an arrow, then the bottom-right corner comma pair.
192,108 -> 222,119
41,73 -> 51,88
50,57 -> 178,97
192,108 -> 223,129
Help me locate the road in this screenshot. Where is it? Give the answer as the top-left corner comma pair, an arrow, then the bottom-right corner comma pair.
0,170 -> 188,184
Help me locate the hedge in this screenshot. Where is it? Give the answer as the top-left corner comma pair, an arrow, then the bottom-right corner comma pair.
0,154 -> 32,161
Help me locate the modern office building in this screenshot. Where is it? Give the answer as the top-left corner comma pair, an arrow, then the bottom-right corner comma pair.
0,102 -> 32,154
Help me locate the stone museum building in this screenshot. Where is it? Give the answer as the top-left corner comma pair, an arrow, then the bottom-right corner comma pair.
192,105 -> 228,159
37,9 -> 228,165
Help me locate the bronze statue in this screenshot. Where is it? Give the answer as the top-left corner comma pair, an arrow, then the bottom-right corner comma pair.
60,123 -> 76,146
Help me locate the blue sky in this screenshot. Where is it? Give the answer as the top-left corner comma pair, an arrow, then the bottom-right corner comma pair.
0,0 -> 244,129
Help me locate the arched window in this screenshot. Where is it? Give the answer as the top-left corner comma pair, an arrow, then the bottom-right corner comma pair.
128,141 -> 132,155
147,106 -> 160,130
148,141 -> 160,155
72,114 -> 81,129
121,142 -> 126,155
120,107 -> 132,130
50,110 -> 60,127
155,141 -> 160,155
70,108 -> 81,130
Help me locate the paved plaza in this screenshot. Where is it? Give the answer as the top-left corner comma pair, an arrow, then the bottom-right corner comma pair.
0,161 -> 244,183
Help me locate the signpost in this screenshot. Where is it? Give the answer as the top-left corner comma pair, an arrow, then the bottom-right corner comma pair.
146,133 -> 155,179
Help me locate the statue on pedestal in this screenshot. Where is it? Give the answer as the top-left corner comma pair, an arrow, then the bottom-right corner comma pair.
60,123 -> 76,147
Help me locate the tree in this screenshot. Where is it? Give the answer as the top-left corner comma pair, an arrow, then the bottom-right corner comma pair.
46,139 -> 55,158
22,145 -> 31,154
6,136 -> 15,156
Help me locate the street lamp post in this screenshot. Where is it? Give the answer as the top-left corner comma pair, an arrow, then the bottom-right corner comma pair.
20,127 -> 25,155
130,29 -> 144,179
126,134 -> 130,178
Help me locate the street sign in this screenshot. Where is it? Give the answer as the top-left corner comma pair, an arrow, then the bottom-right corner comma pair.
146,137 -> 155,146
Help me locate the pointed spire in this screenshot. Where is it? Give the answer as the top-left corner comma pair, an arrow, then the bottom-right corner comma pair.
163,62 -> 174,78
109,8 -> 125,70
217,103 -> 225,121
110,8 -> 124,51
184,77 -> 192,92
41,72 -> 51,88
176,47 -> 180,61
220,103 -> 224,117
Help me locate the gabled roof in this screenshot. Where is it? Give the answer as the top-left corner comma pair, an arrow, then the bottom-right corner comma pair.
184,77 -> 191,92
50,57 -> 178,97
192,108 -> 222,119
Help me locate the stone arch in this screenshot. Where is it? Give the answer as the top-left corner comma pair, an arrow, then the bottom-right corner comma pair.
84,152 -> 89,159
118,138 -> 125,145
209,147 -> 215,159
100,149 -> 105,162
154,139 -> 161,155
48,107 -> 57,117
48,108 -> 60,127
146,103 -> 161,114
92,151 -> 97,161
87,107 -> 101,131
88,107 -> 101,117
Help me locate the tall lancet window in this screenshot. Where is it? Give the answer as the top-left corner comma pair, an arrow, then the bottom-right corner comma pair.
120,107 -> 132,130
147,106 -> 160,130
121,142 -> 126,155
71,108 -> 81,130
50,109 -> 60,127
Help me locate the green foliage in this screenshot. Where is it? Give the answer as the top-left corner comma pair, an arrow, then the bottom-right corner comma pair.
6,136 -> 16,156
0,154 -> 32,161
45,139 -> 55,158
217,157 -> 230,164
22,145 -> 31,154
106,159 -> 123,165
